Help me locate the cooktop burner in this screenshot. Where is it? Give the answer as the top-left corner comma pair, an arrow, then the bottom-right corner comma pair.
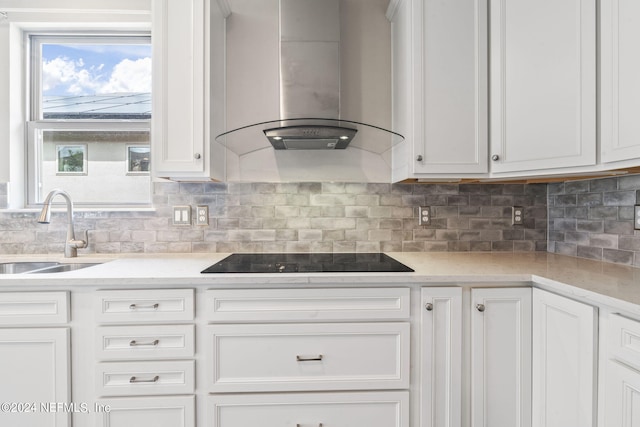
201,253 -> 414,273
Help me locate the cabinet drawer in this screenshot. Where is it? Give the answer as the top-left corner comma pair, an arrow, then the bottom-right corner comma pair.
95,289 -> 194,323
207,322 -> 410,392
96,325 -> 195,360
608,313 -> 640,370
206,287 -> 410,322
97,396 -> 195,427
0,292 -> 68,325
208,391 -> 409,427
96,360 -> 195,397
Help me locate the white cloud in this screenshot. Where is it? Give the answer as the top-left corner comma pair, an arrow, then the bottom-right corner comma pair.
42,56 -> 150,96
42,56 -> 104,95
97,58 -> 151,94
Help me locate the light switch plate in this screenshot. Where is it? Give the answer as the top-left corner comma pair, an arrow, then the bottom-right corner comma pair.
173,206 -> 191,226
635,205 -> 640,230
196,205 -> 209,226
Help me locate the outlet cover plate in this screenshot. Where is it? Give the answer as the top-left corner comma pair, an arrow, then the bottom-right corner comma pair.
196,205 -> 209,226
419,206 -> 431,226
635,205 -> 640,230
512,206 -> 524,225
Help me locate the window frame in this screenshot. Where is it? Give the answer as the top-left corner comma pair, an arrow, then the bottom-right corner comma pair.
26,32 -> 152,209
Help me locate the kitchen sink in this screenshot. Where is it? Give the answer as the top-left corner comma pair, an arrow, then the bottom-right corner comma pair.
0,262 -> 60,274
27,263 -> 102,274
0,261 -> 101,274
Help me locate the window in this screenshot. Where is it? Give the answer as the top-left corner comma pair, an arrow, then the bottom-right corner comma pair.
27,34 -> 152,207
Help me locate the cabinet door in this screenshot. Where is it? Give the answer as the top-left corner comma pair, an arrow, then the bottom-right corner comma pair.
601,0 -> 640,163
0,328 -> 70,427
412,0 -> 488,175
421,287 -> 462,427
97,396 -> 194,427
604,360 -> 640,427
532,288 -> 597,427
471,288 -> 532,427
489,0 -> 596,173
152,0 -> 207,176
390,0 -> 488,178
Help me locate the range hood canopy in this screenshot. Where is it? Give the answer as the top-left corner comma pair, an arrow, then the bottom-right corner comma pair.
215,0 -> 403,155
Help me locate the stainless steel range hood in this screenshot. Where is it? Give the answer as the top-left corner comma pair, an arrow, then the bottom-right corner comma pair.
215,0 -> 402,154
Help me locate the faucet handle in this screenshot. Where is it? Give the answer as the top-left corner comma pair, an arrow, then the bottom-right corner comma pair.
70,229 -> 89,249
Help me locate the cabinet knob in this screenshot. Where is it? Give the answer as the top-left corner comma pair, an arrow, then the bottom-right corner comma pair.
491,154 -> 500,161
416,155 -> 423,162
476,303 -> 485,312
194,153 -> 202,160
425,302 -> 433,311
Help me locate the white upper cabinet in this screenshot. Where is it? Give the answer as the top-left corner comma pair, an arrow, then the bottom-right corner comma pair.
489,0 -> 596,174
390,0 -> 488,180
601,0 -> 640,164
152,0 -> 225,180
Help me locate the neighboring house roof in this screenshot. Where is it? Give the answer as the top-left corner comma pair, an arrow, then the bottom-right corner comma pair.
43,93 -> 151,119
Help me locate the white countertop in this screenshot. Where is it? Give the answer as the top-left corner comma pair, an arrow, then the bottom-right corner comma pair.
1,252 -> 639,315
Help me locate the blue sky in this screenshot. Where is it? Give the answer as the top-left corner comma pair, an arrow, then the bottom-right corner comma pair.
42,43 -> 152,97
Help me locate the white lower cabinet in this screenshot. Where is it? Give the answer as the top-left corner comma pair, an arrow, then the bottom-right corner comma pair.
208,391 -> 409,427
604,360 -> 640,427
420,287 -> 462,427
97,396 -> 195,427
471,287 -> 532,427
206,287 -> 411,427
603,313 -> 640,427
94,289 -> 196,427
0,327 -> 70,427
532,288 -> 597,427
0,291 -> 70,427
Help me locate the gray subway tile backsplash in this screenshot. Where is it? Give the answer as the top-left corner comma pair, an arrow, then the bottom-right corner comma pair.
548,174 -> 640,266
6,174 -> 640,266
0,181 -> 547,255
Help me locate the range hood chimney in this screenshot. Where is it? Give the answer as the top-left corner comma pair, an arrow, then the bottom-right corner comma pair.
215,0 -> 402,155
263,0 -> 356,149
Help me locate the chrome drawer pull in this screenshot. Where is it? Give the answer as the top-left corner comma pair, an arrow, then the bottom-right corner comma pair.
129,375 -> 160,383
129,303 -> 159,310
476,303 -> 486,312
296,424 -> 323,427
296,354 -> 323,362
129,339 -> 160,347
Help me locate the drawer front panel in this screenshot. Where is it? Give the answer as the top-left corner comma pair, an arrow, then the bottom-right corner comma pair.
609,313 -> 640,370
0,292 -> 69,325
206,288 -> 410,322
207,323 -> 410,392
95,289 -> 194,323
96,325 -> 195,360
208,391 -> 409,427
97,396 -> 195,427
96,360 -> 195,397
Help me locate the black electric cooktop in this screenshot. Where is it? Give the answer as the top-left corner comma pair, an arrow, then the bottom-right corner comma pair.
201,253 -> 414,273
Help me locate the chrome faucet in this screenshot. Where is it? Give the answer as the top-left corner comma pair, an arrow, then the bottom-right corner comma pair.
37,189 -> 89,258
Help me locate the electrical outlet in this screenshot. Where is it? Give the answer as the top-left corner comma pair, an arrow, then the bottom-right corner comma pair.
512,206 -> 524,226
418,206 -> 431,226
635,205 -> 640,230
196,205 -> 209,226
172,206 -> 191,226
